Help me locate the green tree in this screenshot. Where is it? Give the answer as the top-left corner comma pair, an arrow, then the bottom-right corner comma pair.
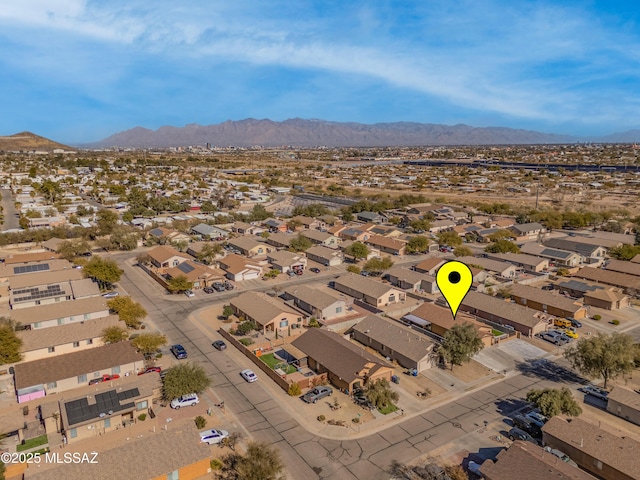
609,244 -> 640,261
344,241 -> 369,260
406,235 -> 431,254
131,333 -> 167,356
437,231 -> 462,247
346,265 -> 361,274
56,239 -> 91,261
526,387 -> 582,418
487,229 -> 514,242
222,305 -> 234,319
564,332 -> 635,389
224,441 -> 285,480
0,322 -> 22,364
484,239 -> 520,254
364,378 -> 399,410
162,362 -> 212,401
101,325 -> 129,344
166,275 -> 193,293
108,296 -> 147,329
453,246 -> 473,257
363,256 -> 394,274
196,243 -> 223,264
96,209 -> 119,235
122,211 -> 134,223
110,227 -> 139,251
249,204 -> 270,222
83,256 -> 123,288
438,322 -> 484,371
35,179 -> 64,203
289,234 -> 313,252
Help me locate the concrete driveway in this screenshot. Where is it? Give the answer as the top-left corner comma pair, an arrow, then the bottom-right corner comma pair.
473,339 -> 547,372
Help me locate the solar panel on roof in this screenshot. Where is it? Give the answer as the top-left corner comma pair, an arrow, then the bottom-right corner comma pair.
65,388 -> 141,426
177,262 -> 195,274
13,263 -> 50,275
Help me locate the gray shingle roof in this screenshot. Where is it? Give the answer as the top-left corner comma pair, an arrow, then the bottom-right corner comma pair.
462,291 -> 545,328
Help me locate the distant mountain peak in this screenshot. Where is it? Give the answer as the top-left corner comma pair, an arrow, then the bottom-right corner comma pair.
82,118 -> 640,149
0,131 -> 73,152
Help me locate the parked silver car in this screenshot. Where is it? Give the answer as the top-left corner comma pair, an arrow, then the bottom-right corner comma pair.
302,386 -> 333,404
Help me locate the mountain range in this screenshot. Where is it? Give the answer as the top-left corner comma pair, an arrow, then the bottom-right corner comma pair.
83,119 -> 640,148
0,132 -> 74,152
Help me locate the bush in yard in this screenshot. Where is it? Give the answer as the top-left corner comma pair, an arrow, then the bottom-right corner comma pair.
239,338 -> 254,346
195,415 -> 207,429
138,413 -> 147,421
593,314 -> 602,321
352,417 -> 360,424
236,321 -> 258,335
210,459 -> 223,471
317,415 -> 325,422
288,382 -> 301,396
612,319 -> 620,325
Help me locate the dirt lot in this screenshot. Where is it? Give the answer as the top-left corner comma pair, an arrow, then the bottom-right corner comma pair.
449,360 -> 493,383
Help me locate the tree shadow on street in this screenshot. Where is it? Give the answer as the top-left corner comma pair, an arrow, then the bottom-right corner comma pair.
494,397 -> 528,416
515,358 -> 586,384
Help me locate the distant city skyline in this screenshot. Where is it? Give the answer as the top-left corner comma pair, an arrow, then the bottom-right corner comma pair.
2,1 -> 640,143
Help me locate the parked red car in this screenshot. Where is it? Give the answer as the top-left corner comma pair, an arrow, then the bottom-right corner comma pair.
138,367 -> 162,376
89,374 -> 120,385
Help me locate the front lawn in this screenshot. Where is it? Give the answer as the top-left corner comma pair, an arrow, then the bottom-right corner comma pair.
259,353 -> 297,374
377,403 -> 398,415
17,434 -> 48,452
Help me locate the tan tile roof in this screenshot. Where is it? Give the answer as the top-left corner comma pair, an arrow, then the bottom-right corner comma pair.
70,278 -> 101,298
352,315 -> 435,362
14,342 -> 144,390
462,291 -> 547,328
413,257 -> 445,273
334,272 -> 400,300
365,234 -> 406,251
456,256 -> 515,274
584,288 -> 627,303
386,266 -> 427,285
300,229 -> 335,243
218,253 -> 262,275
605,259 -> 640,277
267,250 -> 303,265
508,283 -> 585,314
9,269 -> 84,289
484,252 -> 549,268
573,267 -> 640,290
2,251 -> 62,264
542,417 -> 640,479
409,301 -> 477,331
306,245 -> 342,260
147,245 -> 190,264
18,315 -> 120,352
291,328 -> 390,383
284,285 -> 344,310
231,291 -> 299,326
165,260 -> 216,282
607,386 -> 640,411
227,236 -> 264,252
480,440 -> 598,480
0,259 -> 72,278
9,296 -> 109,325
24,421 -> 210,480
266,232 -> 294,246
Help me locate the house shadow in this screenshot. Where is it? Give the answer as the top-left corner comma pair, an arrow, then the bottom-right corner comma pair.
515,358 -> 585,384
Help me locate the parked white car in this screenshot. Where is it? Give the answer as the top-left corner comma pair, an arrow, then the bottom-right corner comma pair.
199,429 -> 229,444
170,393 -> 199,409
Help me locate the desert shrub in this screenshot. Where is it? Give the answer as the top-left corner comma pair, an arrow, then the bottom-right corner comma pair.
210,459 -> 223,470
612,319 -> 620,325
239,338 -> 254,346
138,413 -> 147,421
288,383 -> 302,396
352,417 -> 360,424
195,415 -> 207,429
317,415 -> 325,422
593,314 -> 601,321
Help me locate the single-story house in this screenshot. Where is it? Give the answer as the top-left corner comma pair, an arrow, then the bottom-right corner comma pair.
406,301 -> 494,346
17,315 -> 120,362
25,421 -> 211,480
584,288 -> 629,310
352,315 -> 437,372
218,253 -> 263,281
356,211 -> 385,224
456,256 -> 518,278
263,218 -> 288,232
508,283 -> 588,319
385,266 -> 439,294
231,221 -> 257,235
604,259 -> 640,277
460,291 -> 549,337
483,253 -> 549,273
230,291 -> 303,333
413,257 -> 446,275
520,244 -> 583,267
165,260 -> 223,289
542,417 -> 640,480
544,238 -> 607,265
509,222 -> 545,240
265,232 -> 295,249
480,440 -> 598,480
607,386 -> 640,427
299,229 -> 340,246
267,250 -> 307,273
13,342 -> 144,403
289,215 -> 326,230
305,245 -> 343,266
338,227 -> 371,242
227,237 -> 273,257
283,285 -> 348,322
428,219 -> 456,233
291,328 -> 393,394
148,227 -> 191,245
146,245 -> 191,272
333,273 -> 406,307
190,223 -> 229,239
365,235 -> 407,256
573,267 -> 640,295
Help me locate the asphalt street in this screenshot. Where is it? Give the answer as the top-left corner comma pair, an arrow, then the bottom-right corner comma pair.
114,253 -> 585,479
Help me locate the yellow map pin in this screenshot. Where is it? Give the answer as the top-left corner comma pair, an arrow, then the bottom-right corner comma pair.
436,260 -> 473,320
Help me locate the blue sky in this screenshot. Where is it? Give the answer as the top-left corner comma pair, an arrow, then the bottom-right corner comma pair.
2,1 -> 640,143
